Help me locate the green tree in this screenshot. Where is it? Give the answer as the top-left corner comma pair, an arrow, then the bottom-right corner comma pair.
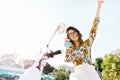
94,57 -> 103,72
94,57 -> 103,78
101,49 -> 120,80
51,66 -> 71,80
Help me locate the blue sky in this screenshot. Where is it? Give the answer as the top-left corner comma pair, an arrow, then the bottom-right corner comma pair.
0,0 -> 120,65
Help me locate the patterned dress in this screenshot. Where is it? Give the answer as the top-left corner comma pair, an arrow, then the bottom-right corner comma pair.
65,17 -> 101,80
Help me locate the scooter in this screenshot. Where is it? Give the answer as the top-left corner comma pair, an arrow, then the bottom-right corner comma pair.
18,23 -> 66,80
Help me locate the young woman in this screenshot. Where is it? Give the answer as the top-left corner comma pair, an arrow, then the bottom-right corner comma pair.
64,0 -> 104,80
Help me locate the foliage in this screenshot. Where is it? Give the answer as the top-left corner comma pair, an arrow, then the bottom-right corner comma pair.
0,53 -> 18,66
51,66 -> 71,80
93,57 -> 103,78
0,53 -> 34,69
94,57 -> 103,72
101,49 -> 120,80
18,58 -> 34,69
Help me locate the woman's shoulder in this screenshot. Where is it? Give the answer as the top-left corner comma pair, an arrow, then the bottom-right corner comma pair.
82,39 -> 90,46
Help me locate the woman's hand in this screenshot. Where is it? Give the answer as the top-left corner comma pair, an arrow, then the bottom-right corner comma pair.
98,0 -> 104,4
64,38 -> 72,48
98,0 -> 104,7
95,0 -> 104,18
65,38 -> 71,42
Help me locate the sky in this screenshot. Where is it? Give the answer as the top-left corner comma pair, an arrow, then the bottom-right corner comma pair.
0,0 -> 120,66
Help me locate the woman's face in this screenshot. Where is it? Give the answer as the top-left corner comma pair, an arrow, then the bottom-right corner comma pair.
67,29 -> 79,41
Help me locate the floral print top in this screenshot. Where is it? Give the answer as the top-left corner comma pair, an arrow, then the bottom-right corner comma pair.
65,17 -> 100,67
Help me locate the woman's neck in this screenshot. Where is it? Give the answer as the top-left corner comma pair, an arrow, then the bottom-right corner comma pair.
74,41 -> 80,48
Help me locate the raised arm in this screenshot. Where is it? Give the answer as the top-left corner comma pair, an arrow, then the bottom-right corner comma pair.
95,0 -> 104,18
88,0 -> 104,47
